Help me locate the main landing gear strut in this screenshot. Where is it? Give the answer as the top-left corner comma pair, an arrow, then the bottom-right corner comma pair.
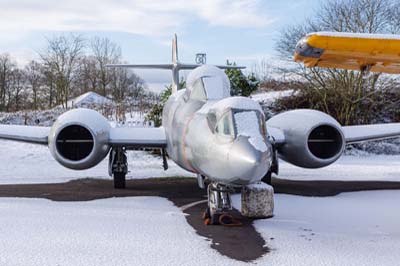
109,147 -> 128,189
202,183 -> 242,226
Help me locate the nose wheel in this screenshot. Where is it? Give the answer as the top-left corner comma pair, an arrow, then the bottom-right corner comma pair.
203,183 -> 242,226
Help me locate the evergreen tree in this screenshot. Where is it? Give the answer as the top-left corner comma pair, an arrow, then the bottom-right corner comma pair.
224,61 -> 259,97
145,81 -> 180,127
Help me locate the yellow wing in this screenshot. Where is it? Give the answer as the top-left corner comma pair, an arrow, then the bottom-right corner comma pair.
294,32 -> 400,74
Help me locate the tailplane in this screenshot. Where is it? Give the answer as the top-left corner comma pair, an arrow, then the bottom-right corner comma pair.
107,34 -> 245,94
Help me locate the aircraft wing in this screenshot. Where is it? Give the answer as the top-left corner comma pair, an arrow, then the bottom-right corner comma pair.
108,127 -> 167,148
294,31 -> 400,74
0,125 -> 50,144
178,64 -> 245,70
342,123 -> 400,144
267,123 -> 400,146
106,64 -> 174,69
0,124 -> 167,148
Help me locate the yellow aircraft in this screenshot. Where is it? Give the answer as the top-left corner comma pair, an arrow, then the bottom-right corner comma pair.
294,31 -> 400,74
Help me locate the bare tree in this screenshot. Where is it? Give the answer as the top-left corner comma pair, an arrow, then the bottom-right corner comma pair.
8,68 -> 26,111
25,60 -> 43,110
317,0 -> 391,33
0,54 -> 15,111
251,58 -> 274,83
387,1 -> 400,33
0,34 -> 155,115
91,37 -> 121,97
42,66 -> 56,108
40,34 -> 85,108
76,55 -> 98,94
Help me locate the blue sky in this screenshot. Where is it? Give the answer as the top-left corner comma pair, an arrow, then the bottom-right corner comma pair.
0,0 -> 320,89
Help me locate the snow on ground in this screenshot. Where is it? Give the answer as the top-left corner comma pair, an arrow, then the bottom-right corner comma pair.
0,197 -> 244,266
67,91 -> 113,108
0,191 -> 399,266
233,191 -> 400,266
279,154 -> 400,181
0,140 -> 194,184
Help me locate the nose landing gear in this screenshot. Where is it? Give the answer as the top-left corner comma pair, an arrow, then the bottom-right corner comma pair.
203,183 -> 242,226
202,181 -> 275,226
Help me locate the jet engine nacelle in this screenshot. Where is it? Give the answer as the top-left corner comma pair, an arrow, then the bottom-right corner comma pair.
267,109 -> 345,168
48,108 -> 111,170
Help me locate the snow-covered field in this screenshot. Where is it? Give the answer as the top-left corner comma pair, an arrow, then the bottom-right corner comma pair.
0,139 -> 400,265
0,140 -> 194,184
1,191 -> 399,266
1,90 -> 400,265
280,155 -> 400,181
234,191 -> 400,266
0,197 -> 229,266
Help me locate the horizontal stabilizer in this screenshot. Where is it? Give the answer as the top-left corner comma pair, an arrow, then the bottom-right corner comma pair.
107,34 -> 246,92
107,63 -> 245,70
107,64 -> 174,70
213,65 -> 246,70
295,31 -> 400,74
178,63 -> 245,70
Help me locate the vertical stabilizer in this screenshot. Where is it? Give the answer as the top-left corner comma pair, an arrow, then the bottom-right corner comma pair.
172,34 -> 179,93
172,33 -> 178,64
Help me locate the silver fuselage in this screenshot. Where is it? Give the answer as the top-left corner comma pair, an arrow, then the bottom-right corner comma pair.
162,89 -> 273,186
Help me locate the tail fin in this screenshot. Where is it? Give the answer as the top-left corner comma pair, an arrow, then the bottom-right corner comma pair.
172,33 -> 178,65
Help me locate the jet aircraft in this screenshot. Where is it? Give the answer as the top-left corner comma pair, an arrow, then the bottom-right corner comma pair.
1,34 -> 400,225
294,31 -> 400,74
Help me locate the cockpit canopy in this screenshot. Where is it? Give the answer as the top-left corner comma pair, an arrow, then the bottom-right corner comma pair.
206,97 -> 266,140
185,65 -> 231,101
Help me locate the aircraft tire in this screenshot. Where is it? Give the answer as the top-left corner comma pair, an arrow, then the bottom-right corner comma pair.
114,172 -> 126,189
210,213 -> 220,225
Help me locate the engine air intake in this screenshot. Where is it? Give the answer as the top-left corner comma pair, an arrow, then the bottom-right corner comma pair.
56,125 -> 94,161
308,125 -> 343,159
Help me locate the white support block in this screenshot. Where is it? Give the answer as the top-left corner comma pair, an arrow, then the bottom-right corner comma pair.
241,182 -> 274,218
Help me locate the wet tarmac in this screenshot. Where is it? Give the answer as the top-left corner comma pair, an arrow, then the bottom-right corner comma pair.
1,177 -> 400,262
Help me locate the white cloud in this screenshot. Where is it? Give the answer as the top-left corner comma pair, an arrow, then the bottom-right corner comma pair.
194,0 -> 272,28
0,0 -> 272,37
0,0 -> 276,83
10,48 -> 38,67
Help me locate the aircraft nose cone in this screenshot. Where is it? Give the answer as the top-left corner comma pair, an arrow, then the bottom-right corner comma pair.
228,136 -> 272,184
